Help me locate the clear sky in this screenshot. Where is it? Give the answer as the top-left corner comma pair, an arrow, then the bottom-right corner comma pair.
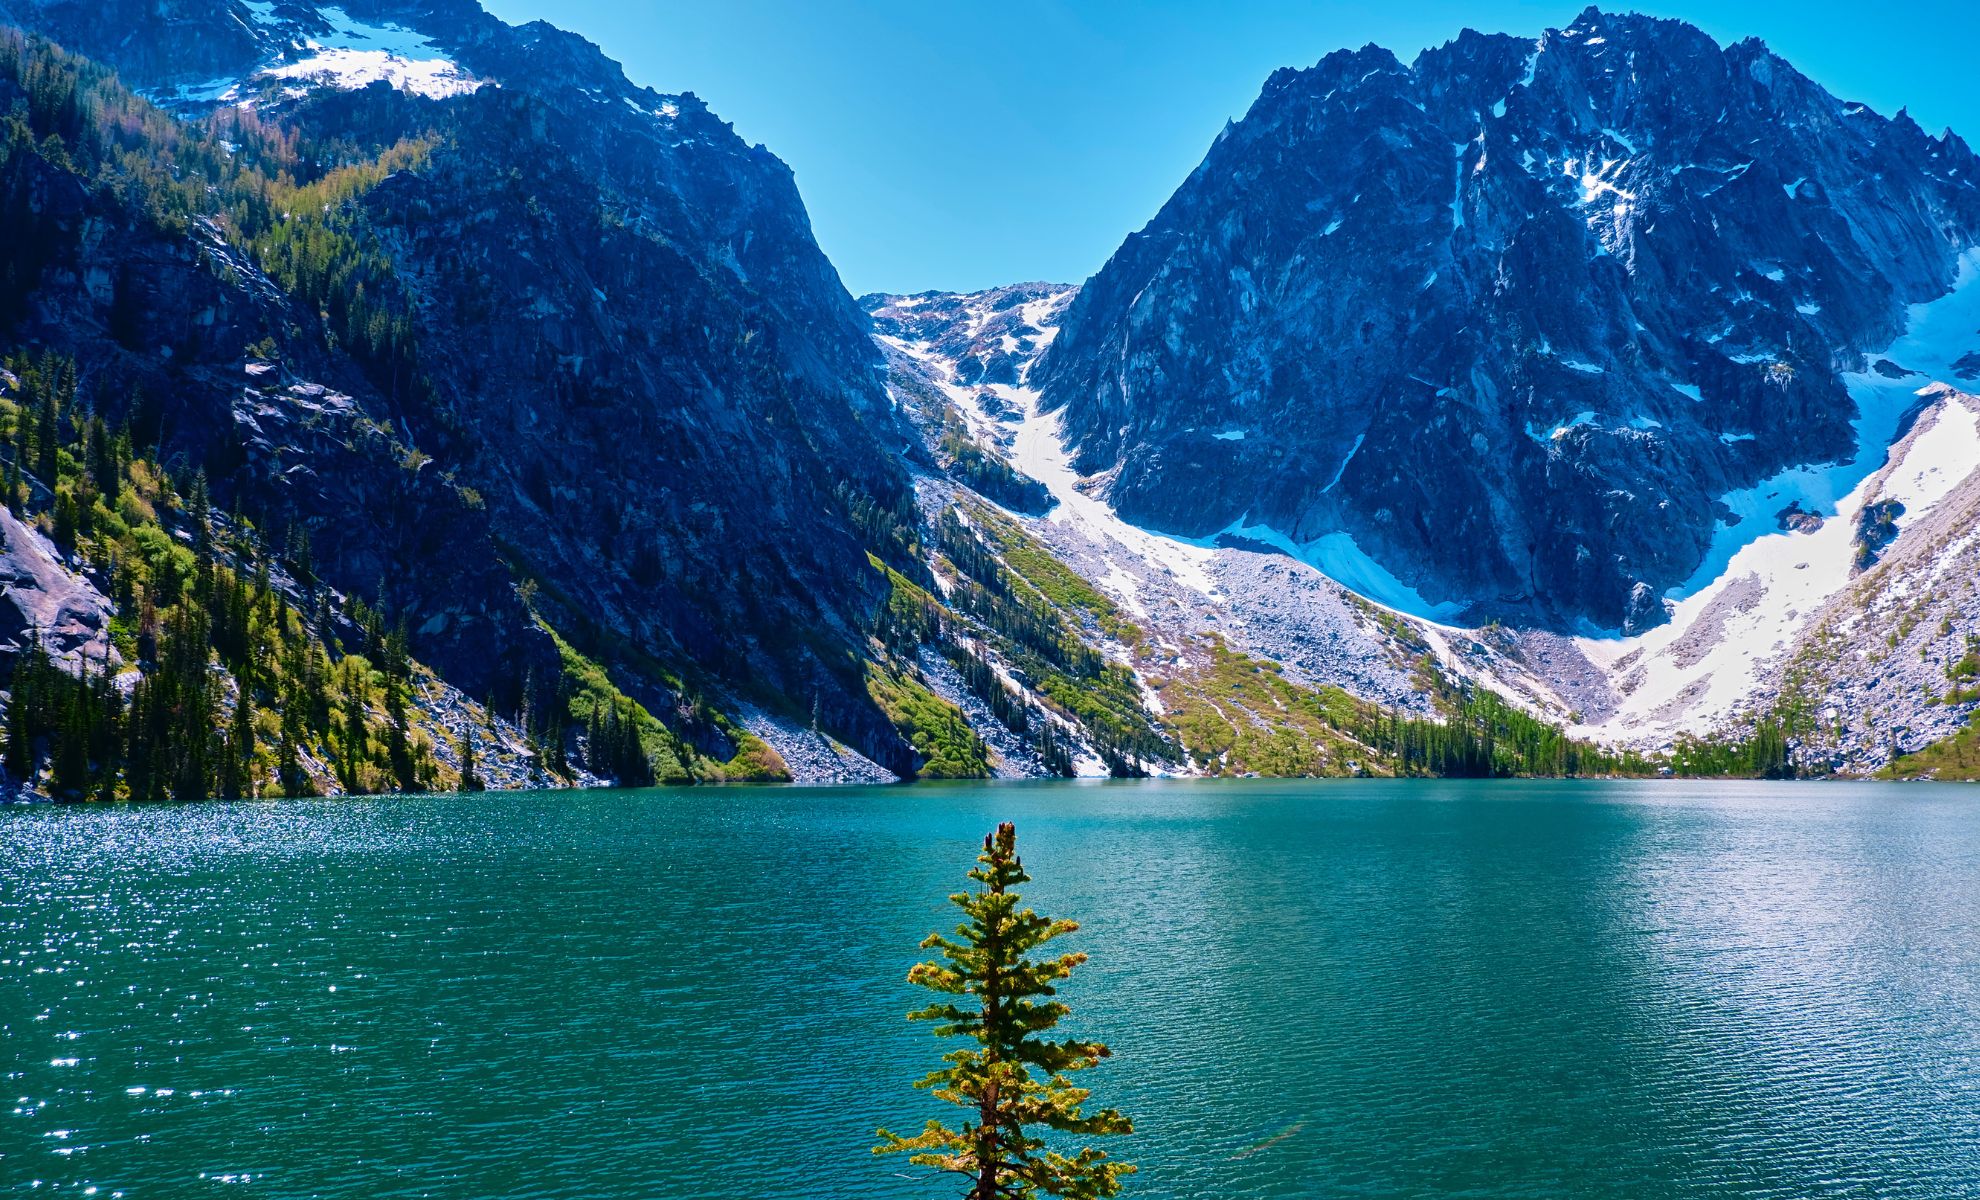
480,0 -> 1980,297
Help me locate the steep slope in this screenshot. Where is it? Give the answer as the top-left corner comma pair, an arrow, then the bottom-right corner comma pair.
1767,384 -> 1980,773
1035,7 -> 1980,635
0,3 -> 930,778
1555,267 -> 1980,751
0,354 -> 588,800
870,287 -> 1650,779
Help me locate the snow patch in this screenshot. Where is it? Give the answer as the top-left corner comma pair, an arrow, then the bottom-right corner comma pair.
263,47 -> 485,99
1579,386 -> 1980,743
1451,140 -> 1470,230
224,5 -> 489,101
880,304 -> 1224,603
1526,411 -> 1597,442
1572,155 -> 1635,206
1675,248 -> 1980,598
1321,434 -> 1365,493
1100,561 -> 1150,619
1573,248 -> 1980,742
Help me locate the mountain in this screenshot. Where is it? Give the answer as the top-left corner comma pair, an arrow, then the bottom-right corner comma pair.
0,0 -> 933,788
2,2 -> 1976,792
1035,7 -> 1980,635
862,282 -> 1630,779
874,11 -> 1980,776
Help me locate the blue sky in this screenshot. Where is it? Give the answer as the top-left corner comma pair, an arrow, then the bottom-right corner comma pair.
481,0 -> 1980,296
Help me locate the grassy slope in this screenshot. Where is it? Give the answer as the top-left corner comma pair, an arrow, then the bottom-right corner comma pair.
1154,638 -> 1382,777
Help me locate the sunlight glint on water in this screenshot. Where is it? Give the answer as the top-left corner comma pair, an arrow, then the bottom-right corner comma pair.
3,779 -> 1978,1198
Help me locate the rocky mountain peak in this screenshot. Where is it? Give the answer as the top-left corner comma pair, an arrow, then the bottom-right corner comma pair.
1034,11 -> 1980,633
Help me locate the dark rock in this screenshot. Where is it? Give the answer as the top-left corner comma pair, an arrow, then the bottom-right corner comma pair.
1776,500 -> 1825,533
1621,580 -> 1665,636
1035,8 -> 1980,631
1853,498 -> 1905,573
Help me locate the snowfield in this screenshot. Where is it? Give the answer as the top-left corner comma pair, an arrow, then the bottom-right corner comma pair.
263,46 -> 485,100
1572,249 -> 1980,745
157,4 -> 489,105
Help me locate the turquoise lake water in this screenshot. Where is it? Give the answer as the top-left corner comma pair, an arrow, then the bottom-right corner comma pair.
3,779 -> 1979,1197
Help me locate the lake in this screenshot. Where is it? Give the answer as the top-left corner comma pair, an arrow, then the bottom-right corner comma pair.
3,779 -> 1979,1197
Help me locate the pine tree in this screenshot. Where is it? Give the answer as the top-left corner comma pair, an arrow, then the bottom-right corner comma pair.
338,659 -> 368,790
4,639 -> 39,784
86,414 -> 114,496
52,489 -> 77,554
32,359 -> 60,483
458,725 -> 484,792
187,469 -> 211,549
290,523 -> 314,589
224,688 -> 256,800
876,823 -> 1133,1199
384,671 -> 416,791
51,680 -> 89,797
277,684 -> 310,798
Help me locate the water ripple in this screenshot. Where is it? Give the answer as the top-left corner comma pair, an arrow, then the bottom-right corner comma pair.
1,780 -> 1977,1197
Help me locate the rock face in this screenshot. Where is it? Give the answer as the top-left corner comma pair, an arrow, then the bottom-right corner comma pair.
0,0 -> 263,90
1035,7 -> 1980,631
2,0 -> 923,767
0,508 -> 116,674
867,284 -> 1068,391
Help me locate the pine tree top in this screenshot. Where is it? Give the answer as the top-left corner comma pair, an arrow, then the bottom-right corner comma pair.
877,822 -> 1133,1199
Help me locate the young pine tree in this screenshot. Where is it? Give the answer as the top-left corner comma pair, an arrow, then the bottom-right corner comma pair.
458,725 -> 484,792
877,823 -> 1132,1199
224,688 -> 257,801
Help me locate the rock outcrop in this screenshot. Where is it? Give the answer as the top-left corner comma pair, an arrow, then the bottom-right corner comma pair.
0,508 -> 116,674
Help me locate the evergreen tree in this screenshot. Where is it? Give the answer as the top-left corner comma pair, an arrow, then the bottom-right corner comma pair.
4,638 -> 40,783
288,523 -> 314,589
877,823 -> 1133,1199
384,670 -> 417,791
277,683 -> 310,798
458,725 -> 484,792
338,659 -> 368,790
32,356 -> 60,483
223,688 -> 256,800
52,489 -> 77,554
187,469 -> 211,548
51,677 -> 89,796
